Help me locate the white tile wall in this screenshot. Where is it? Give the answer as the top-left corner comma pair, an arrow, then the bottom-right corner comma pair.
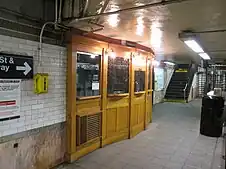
0,35 -> 67,137
153,67 -> 174,104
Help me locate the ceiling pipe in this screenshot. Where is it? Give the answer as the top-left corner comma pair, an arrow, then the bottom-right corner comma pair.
58,0 -> 63,23
88,21 -> 104,28
208,50 -> 226,53
83,27 -> 104,34
96,0 -> 111,23
99,0 -> 111,14
211,65 -> 226,67
0,6 -> 44,23
38,0 -> 70,66
194,29 -> 226,34
55,0 -> 58,24
82,0 -> 89,17
39,22 -> 56,66
68,0 -> 191,24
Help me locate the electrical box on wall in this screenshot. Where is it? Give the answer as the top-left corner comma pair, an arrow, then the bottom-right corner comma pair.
34,73 -> 49,94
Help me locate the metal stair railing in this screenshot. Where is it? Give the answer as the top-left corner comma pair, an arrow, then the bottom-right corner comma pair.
183,64 -> 197,102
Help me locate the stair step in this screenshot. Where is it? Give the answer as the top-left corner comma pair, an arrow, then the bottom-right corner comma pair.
164,99 -> 187,103
168,83 -> 186,86
177,64 -> 190,69
165,96 -> 185,99
166,91 -> 190,95
171,77 -> 188,80
167,88 -> 184,91
172,73 -> 188,76
173,72 -> 188,74
166,91 -> 184,94
166,90 -> 189,94
168,85 -> 186,88
165,96 -> 186,99
166,94 -> 185,97
170,79 -> 187,81
170,81 -> 187,85
172,72 -> 188,75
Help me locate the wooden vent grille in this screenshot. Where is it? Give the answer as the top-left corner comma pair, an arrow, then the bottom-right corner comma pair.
76,113 -> 101,146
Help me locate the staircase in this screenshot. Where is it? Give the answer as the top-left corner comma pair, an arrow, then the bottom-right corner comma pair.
165,64 -> 195,102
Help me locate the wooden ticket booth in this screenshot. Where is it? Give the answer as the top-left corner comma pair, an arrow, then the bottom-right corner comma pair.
67,33 -> 154,162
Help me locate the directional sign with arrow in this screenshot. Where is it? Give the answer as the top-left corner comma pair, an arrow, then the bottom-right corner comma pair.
0,52 -> 33,79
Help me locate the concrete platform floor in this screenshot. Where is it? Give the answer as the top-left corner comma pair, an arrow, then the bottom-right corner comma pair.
57,100 -> 225,169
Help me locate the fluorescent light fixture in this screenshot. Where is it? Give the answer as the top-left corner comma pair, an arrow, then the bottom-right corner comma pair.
184,40 -> 204,53
164,61 -> 175,66
77,51 -> 96,59
77,51 -> 91,55
199,53 -> 211,60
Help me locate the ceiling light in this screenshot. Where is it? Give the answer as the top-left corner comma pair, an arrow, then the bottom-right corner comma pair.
184,40 -> 204,53
152,60 -> 160,67
110,51 -> 116,59
150,22 -> 163,49
136,16 -> 144,36
164,61 -> 175,66
133,56 -> 145,67
147,60 -> 151,65
199,53 -> 211,60
107,7 -> 120,28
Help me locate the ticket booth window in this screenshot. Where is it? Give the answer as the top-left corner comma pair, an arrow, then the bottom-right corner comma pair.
108,56 -> 129,94
76,52 -> 101,97
134,70 -> 145,92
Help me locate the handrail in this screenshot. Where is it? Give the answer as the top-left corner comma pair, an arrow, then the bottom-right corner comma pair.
183,63 -> 195,102
183,83 -> 188,102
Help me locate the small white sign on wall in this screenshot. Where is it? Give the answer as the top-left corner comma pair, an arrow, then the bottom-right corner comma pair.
0,79 -> 21,121
92,82 -> 99,90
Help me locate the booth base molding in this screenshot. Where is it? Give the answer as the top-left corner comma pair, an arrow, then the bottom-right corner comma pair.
102,132 -> 129,147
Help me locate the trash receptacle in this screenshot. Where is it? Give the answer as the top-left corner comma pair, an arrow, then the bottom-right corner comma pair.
200,95 -> 224,137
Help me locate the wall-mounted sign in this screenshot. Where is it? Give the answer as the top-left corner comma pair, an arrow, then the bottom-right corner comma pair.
0,79 -> 21,121
0,53 -> 33,79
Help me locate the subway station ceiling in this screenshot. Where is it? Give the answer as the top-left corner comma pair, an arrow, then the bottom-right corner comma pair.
67,0 -> 226,63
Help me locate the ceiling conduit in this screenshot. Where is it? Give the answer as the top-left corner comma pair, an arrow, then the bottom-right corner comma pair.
67,0 -> 192,25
